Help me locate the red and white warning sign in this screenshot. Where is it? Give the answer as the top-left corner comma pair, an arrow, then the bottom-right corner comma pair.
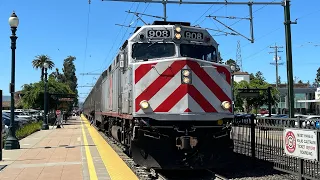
285,131 -> 296,153
283,128 -> 318,161
56,110 -> 61,116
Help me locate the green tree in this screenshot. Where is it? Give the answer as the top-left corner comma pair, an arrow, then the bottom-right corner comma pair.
234,71 -> 279,113
49,68 -> 65,82
20,77 -> 74,110
32,55 -> 55,81
297,80 -> 303,84
314,67 -> 320,87
61,56 -> 79,107
225,59 -> 240,72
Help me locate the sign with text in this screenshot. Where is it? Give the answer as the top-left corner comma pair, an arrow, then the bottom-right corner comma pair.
283,128 -> 318,161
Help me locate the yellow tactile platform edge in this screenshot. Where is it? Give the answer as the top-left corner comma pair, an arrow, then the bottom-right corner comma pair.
81,119 -> 98,180
81,115 -> 139,180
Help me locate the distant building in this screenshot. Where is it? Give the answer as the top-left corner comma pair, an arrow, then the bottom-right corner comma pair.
2,91 -> 24,110
271,83 -> 318,115
297,87 -> 320,115
233,71 -> 250,83
2,95 -> 10,110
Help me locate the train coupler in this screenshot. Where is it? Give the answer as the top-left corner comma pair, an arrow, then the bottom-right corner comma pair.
176,136 -> 198,150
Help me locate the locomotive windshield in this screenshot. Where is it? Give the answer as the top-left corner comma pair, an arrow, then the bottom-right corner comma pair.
180,44 -> 217,62
132,43 -> 175,60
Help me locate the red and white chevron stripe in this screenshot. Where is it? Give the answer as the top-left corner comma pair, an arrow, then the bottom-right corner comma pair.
133,59 -> 232,114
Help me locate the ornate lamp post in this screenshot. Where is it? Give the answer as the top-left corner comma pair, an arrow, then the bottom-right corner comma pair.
4,11 -> 20,150
42,62 -> 49,130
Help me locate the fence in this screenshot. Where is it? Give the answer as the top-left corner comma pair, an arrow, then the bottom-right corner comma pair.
232,114 -> 320,180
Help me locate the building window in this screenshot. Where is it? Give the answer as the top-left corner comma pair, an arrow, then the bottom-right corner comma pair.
295,93 -> 306,108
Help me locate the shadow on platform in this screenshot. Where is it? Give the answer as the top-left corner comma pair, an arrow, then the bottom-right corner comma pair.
20,144 -> 96,150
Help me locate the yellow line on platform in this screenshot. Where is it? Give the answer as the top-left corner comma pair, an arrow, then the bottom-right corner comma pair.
81,115 -> 139,180
81,119 -> 98,180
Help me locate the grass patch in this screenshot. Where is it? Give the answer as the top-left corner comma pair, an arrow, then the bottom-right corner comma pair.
15,121 -> 43,140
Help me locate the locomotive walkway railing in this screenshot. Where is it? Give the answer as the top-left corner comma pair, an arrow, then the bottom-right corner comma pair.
232,114 -> 320,180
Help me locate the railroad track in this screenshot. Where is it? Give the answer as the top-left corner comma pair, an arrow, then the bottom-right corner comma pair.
151,168 -> 228,180
90,124 -> 228,180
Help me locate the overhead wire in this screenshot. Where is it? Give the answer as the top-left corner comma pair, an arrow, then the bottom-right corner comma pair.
117,3 -> 141,48
226,6 -> 320,62
80,3 -> 91,100
212,0 -> 278,36
106,2 -> 142,69
195,4 -> 226,27
193,4 -> 215,25
130,2 -> 150,34
99,2 -> 136,72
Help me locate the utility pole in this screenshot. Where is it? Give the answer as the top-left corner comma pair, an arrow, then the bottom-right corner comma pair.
284,0 -> 297,119
269,43 -> 283,88
236,40 -> 243,71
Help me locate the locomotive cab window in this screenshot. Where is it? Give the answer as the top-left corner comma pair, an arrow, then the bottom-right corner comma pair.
180,44 -> 217,62
131,43 -> 175,60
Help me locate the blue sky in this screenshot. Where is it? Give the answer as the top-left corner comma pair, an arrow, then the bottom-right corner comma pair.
0,0 -> 319,102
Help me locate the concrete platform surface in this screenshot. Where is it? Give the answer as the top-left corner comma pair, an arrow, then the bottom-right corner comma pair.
0,116 -> 138,180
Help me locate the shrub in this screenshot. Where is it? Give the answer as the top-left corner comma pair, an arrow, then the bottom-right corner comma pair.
2,121 -> 43,148
15,121 -> 43,140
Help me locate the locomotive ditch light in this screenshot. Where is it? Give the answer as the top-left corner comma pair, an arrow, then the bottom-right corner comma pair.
221,101 -> 231,110
140,100 -> 149,109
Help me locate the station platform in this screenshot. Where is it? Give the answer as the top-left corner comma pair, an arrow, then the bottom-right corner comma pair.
0,116 -> 139,180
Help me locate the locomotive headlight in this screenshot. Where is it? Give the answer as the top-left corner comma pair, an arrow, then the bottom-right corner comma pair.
182,70 -> 190,76
182,77 -> 190,84
175,33 -> 181,39
175,27 -> 181,32
139,100 -> 149,109
221,101 -> 231,110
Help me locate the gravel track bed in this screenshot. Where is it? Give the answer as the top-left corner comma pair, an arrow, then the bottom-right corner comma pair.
212,143 -> 298,180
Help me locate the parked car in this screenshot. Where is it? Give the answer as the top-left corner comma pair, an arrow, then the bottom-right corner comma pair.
2,113 -> 29,127
305,115 -> 320,120
2,114 -> 21,128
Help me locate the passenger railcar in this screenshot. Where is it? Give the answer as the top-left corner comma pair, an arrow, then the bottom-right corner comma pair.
83,21 -> 234,170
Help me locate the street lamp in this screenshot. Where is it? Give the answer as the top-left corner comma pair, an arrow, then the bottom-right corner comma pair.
4,11 -> 20,150
42,62 -> 49,130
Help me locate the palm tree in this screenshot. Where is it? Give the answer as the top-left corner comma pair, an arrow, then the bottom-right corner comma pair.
32,55 -> 55,81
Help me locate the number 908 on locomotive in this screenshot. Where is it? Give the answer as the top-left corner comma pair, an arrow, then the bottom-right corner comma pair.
134,23 -> 212,44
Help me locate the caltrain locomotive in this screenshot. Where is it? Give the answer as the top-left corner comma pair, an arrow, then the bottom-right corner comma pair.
83,21 -> 234,170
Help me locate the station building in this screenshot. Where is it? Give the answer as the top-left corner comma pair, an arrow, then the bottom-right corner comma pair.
272,83 -> 319,115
